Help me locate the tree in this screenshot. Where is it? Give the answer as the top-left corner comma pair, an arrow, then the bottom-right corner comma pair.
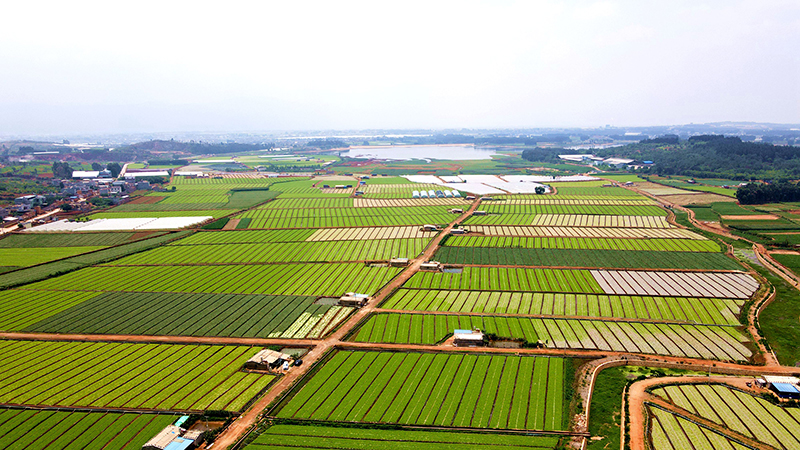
51,162 -> 72,178
535,186 -> 546,195
106,162 -> 122,178
91,162 -> 103,171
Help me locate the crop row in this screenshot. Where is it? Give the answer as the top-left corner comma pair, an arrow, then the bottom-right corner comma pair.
381,289 -> 743,325
444,236 -> 719,252
0,232 -> 148,248
552,186 -> 642,196
352,313 -> 751,361
110,239 -> 432,265
177,229 -> 317,245
463,226 -> 703,240
0,409 -> 175,450
494,198 -> 654,205
435,248 -> 741,270
465,214 -> 671,227
261,198 -> 355,209
0,246 -> 108,268
0,289 -> 103,331
305,226 -> 434,241
90,210 -> 235,219
478,204 -> 666,216
591,270 -> 757,299
277,351 -> 567,431
404,267 -> 604,293
0,341 -> 273,412
25,292 -> 351,339
247,424 -> 560,450
238,214 -> 454,229
244,205 -> 455,218
22,263 -> 401,297
354,198 -> 470,208
648,407 -> 744,450
652,384 -> 800,448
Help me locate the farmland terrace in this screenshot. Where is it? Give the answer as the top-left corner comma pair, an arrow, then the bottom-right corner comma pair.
0,172 -> 796,450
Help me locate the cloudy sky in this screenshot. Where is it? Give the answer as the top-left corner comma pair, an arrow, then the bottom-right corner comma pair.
1,0 -> 798,135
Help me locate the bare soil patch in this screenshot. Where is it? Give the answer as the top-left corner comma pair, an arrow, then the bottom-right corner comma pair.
768,250 -> 800,255
720,214 -> 778,220
127,196 -> 165,205
659,193 -> 735,206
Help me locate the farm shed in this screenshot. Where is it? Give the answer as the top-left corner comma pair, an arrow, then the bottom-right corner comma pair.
422,224 -> 440,231
450,228 -> 466,235
448,208 -> 463,214
389,257 -> 410,267
339,292 -> 371,307
771,383 -> 800,400
420,261 -> 442,271
453,329 -> 487,347
472,210 -> 487,216
142,425 -> 183,450
246,349 -> 294,370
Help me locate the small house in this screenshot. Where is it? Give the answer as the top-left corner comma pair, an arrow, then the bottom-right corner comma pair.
339,292 -> 371,307
389,257 -> 410,267
472,210 -> 487,216
448,208 -> 463,214
420,261 -> 441,271
452,190 -> 461,198
453,329 -> 487,347
422,224 -> 439,232
412,190 -> 420,199
450,228 -> 466,235
142,425 -> 183,450
761,376 -> 800,400
465,195 -> 475,200
245,349 -> 294,371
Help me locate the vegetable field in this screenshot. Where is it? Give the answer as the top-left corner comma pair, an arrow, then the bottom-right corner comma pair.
276,351 -> 568,431
0,246 -> 107,268
405,267 -> 603,293
444,236 -> 720,252
648,407 -> 751,450
651,384 -> 800,449
529,215 -> 671,228
20,263 -> 401,297
111,238 -> 431,264
0,232 -> 155,248
0,341 -> 274,412
477,204 -> 666,216
237,205 -> 455,228
25,292 -> 352,339
352,313 -> 752,361
0,290 -> 103,331
0,409 -> 175,450
435,248 -> 740,270
381,289 -> 743,325
462,226 -> 703,239
245,424 -> 560,450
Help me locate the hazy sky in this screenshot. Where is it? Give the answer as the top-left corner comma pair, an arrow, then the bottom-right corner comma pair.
1,0 -> 798,135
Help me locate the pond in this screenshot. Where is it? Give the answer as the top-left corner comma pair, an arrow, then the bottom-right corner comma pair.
340,145 -> 496,161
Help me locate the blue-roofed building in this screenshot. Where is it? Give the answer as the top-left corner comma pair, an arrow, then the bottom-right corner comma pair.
771,382 -> 800,400
163,438 -> 193,450
174,416 -> 190,428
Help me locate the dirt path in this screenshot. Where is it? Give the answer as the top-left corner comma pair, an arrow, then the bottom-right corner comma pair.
627,376 -> 773,450
211,198 -> 482,449
222,219 -> 240,230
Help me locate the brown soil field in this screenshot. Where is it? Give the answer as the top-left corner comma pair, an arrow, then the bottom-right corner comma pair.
659,193 -> 735,205
127,196 -> 164,205
768,250 -> 800,255
720,214 -> 778,220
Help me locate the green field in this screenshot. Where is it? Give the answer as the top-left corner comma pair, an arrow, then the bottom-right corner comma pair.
0,341 -> 274,412
404,267 -> 604,293
245,424 -> 560,450
443,236 -> 721,252
0,409 -> 175,450
19,263 -> 401,297
0,290 -> 104,331
237,205 -> 455,228
276,351 -> 568,431
435,247 -> 740,270
352,313 -> 751,361
381,289 -> 743,325
0,232 -> 155,248
24,292 -> 351,339
0,246 -> 107,267
90,209 -> 235,219
109,238 -> 432,264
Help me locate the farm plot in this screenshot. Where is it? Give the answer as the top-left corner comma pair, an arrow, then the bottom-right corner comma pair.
24,292 -> 351,339
0,289 -> 103,331
360,183 -> 444,198
0,409 -> 175,450
0,246 -> 108,268
238,205 -> 455,228
109,238 -> 432,264
0,341 -> 274,412
404,267 -> 604,293
462,226 -> 704,240
435,248 -> 741,270
529,215 -> 671,228
648,406 -> 753,450
651,384 -> 800,449
276,351 -> 569,431
497,199 -> 656,205
478,204 -> 667,216
551,186 -> 642,197
176,229 -> 317,244
443,236 -> 720,252
352,314 -> 752,361
305,226 -> 434,241
20,263 -> 401,297
590,270 -> 758,299
381,289 -> 744,325
90,210 -> 235,219
259,198 -> 354,209
245,424 -> 560,450
354,198 -> 470,207
0,232 -> 154,248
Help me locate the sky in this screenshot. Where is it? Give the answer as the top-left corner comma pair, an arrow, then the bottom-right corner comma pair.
0,0 -> 798,135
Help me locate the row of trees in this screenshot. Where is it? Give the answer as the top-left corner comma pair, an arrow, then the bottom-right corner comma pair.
52,162 -> 121,178
735,182 -> 800,204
